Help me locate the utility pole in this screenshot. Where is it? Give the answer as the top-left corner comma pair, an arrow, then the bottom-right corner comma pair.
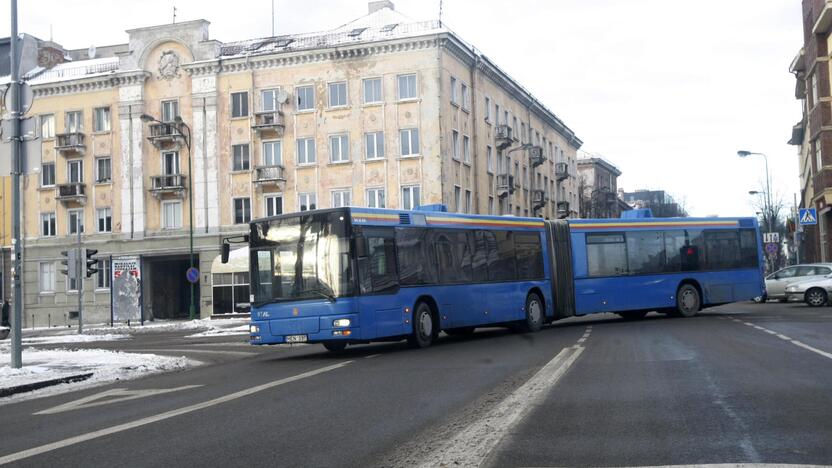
76,229 -> 83,334
9,0 -> 23,369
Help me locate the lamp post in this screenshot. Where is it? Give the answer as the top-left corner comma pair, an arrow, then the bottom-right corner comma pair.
141,114 -> 196,320
738,150 -> 773,233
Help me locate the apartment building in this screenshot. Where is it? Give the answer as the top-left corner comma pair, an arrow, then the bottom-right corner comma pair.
7,1 -> 582,324
576,152 -> 624,218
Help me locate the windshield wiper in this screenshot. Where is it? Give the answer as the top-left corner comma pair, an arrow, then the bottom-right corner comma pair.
305,288 -> 337,303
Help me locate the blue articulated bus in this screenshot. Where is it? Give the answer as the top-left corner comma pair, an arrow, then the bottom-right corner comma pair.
234,206 -> 764,351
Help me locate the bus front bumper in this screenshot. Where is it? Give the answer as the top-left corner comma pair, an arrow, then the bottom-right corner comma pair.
249,315 -> 360,345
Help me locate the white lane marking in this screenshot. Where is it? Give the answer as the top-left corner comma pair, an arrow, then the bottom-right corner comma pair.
792,340 -> 832,360
121,348 -> 256,357
764,329 -> 778,335
418,346 -> 584,468
35,386 -> 203,415
0,361 -> 352,466
776,334 -> 791,341
737,321 -> 832,362
576,337 -> 587,344
364,354 -> 381,359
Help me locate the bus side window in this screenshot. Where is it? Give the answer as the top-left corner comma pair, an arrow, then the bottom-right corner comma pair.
586,233 -> 626,277
358,232 -> 399,294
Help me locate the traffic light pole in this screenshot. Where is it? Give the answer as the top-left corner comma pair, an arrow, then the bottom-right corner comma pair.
9,0 -> 22,368
77,229 -> 83,334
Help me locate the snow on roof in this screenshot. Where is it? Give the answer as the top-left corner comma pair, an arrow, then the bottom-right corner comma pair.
332,4 -> 415,32
24,56 -> 119,85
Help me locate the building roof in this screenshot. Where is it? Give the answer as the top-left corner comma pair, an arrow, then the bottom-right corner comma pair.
23,56 -> 119,84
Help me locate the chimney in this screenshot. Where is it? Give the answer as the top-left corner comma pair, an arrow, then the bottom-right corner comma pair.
368,0 -> 394,14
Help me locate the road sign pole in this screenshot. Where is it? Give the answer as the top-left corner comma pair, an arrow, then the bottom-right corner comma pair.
9,0 -> 23,369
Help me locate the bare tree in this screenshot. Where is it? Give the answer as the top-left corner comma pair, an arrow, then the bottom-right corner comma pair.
750,184 -> 787,272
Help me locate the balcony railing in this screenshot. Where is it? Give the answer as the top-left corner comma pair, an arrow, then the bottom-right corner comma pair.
147,122 -> 185,149
813,167 -> 832,193
557,201 -> 570,218
150,174 -> 187,198
55,182 -> 86,203
555,162 -> 569,181
251,110 -> 285,134
253,165 -> 286,185
54,132 -> 86,156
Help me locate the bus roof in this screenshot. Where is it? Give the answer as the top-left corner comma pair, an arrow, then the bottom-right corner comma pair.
568,217 -> 758,231
349,207 -> 546,230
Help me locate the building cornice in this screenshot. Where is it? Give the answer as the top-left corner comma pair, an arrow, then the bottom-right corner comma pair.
31,70 -> 150,97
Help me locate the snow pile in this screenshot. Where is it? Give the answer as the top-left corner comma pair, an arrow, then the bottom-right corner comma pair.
0,344 -> 199,402
185,323 -> 250,338
85,318 -> 248,335
22,333 -> 131,346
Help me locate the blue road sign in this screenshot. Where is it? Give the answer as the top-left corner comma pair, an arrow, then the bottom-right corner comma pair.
765,243 -> 778,255
799,208 -> 818,226
186,267 -> 200,284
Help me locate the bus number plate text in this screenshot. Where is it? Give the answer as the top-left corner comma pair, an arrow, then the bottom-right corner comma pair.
286,335 -> 308,343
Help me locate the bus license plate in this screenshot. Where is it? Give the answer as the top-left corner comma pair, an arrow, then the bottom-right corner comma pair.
286,335 -> 307,343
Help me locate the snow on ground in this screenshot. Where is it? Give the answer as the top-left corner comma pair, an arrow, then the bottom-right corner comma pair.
0,343 -> 200,404
22,334 -> 131,346
84,318 -> 249,336
185,324 -> 250,338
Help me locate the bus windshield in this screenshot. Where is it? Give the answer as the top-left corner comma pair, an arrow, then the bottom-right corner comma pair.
250,211 -> 353,304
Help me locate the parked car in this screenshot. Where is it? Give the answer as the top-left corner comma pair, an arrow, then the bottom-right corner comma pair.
762,264 -> 832,302
785,276 -> 832,306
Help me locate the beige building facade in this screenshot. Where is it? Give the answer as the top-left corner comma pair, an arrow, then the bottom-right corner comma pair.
12,2 -> 581,325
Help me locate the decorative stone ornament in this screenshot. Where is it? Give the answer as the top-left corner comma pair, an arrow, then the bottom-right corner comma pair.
157,50 -> 181,80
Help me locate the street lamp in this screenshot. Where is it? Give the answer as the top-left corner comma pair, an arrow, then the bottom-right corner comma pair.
738,150 -> 773,232
141,114 -> 197,321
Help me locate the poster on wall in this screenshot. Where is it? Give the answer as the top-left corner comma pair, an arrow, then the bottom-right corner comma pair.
111,255 -> 142,322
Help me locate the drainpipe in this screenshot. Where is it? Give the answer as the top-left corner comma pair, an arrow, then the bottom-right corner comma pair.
470,54 -> 481,213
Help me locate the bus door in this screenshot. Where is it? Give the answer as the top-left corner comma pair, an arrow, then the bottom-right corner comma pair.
356,228 -> 404,338
546,220 -> 576,319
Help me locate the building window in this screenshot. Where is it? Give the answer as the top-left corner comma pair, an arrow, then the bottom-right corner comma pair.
162,151 -> 179,175
68,208 -> 84,235
234,198 -> 251,224
67,159 -> 83,183
401,185 -> 421,210
328,81 -> 348,108
330,134 -> 350,163
487,145 -> 494,173
366,132 -> 385,160
454,186 -> 462,212
452,130 -> 460,160
504,111 -> 509,129
40,114 -> 55,139
213,271 -> 251,314
465,190 -> 472,213
161,100 -> 179,122
296,85 -> 315,111
817,141 -> 823,170
260,88 -> 280,112
265,194 -> 283,217
495,104 -> 500,125
162,201 -> 182,229
299,192 -> 317,211
41,162 -> 55,187
363,78 -> 382,104
65,111 -> 82,133
461,83 -> 469,110
397,73 -> 417,100
263,140 -> 282,166
811,72 -> 819,108
463,135 -> 471,164
332,190 -> 351,208
97,259 -> 111,289
93,107 -> 110,132
39,262 -> 55,293
450,76 -> 458,105
400,128 -> 419,157
297,138 -> 316,165
231,91 -> 249,118
367,188 -> 385,208
488,196 -> 494,215
95,157 -> 111,183
97,208 -> 112,233
513,116 -> 518,136
41,212 -> 56,237
521,123 -> 526,144
484,97 -> 491,122
232,144 -> 250,171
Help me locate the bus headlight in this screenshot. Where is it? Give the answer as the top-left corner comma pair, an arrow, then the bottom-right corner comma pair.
250,325 -> 260,334
333,319 -> 351,328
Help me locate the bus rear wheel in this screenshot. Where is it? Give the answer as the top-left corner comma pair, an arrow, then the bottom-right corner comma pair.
408,302 -> 436,348
675,284 -> 700,318
521,292 -> 544,333
323,342 -> 347,353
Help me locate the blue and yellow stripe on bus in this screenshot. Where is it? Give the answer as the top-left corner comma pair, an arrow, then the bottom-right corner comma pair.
569,220 -> 739,230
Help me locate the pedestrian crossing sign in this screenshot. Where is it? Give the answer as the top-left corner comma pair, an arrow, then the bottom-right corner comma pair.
799,208 -> 818,225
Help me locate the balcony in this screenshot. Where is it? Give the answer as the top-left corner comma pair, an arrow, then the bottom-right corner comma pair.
814,0 -> 832,34
251,110 -> 285,135
556,201 -> 570,219
54,133 -> 86,157
253,165 -> 286,186
55,183 -> 86,204
147,123 -> 185,150
496,174 -> 515,198
532,189 -> 548,209
149,174 -> 187,198
555,162 -> 569,181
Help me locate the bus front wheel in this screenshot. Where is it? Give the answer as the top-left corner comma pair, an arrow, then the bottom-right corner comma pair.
408,302 -> 436,348
675,284 -> 700,318
521,292 -> 544,333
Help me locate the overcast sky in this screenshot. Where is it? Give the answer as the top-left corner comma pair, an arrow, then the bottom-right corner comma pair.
2,0 -> 803,217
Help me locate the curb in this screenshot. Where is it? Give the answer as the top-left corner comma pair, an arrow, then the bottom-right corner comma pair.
0,373 -> 94,398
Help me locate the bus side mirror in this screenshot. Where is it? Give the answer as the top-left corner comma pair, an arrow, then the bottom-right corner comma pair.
221,243 -> 230,264
355,238 -> 368,258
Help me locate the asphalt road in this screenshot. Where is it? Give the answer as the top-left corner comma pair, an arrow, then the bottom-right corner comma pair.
1,301 -> 831,467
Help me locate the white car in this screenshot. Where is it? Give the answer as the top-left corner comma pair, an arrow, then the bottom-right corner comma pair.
762,264 -> 832,302
785,276 -> 832,307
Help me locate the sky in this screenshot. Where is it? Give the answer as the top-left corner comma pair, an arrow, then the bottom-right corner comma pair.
1,0 -> 804,217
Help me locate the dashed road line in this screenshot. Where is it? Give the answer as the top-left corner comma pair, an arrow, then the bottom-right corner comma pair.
364,354 -> 381,359
737,321 -> 832,361
0,361 -> 353,465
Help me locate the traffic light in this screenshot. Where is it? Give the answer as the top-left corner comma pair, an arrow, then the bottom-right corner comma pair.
60,249 -> 78,279
85,249 -> 99,278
